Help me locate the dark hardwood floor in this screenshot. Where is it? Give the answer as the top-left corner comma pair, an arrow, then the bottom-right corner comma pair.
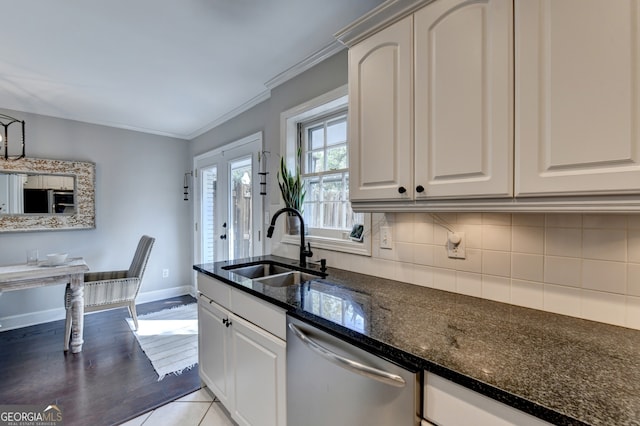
0,295 -> 200,426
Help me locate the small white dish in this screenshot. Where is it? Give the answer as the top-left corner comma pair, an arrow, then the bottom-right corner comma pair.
46,253 -> 68,266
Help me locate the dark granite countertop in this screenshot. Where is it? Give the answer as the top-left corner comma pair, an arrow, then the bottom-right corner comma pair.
194,255 -> 640,426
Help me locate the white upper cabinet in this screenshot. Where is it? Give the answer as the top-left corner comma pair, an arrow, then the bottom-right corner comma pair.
348,16 -> 413,201
348,0 -> 512,202
414,0 -> 513,199
515,0 -> 640,196
341,0 -> 640,211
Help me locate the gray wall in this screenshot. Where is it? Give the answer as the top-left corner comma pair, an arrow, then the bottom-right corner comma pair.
190,50 -> 349,209
0,109 -> 192,326
0,48 -> 347,328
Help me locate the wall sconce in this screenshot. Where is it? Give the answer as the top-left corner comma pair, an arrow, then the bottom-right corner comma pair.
183,171 -> 193,201
0,114 -> 26,161
258,150 -> 269,196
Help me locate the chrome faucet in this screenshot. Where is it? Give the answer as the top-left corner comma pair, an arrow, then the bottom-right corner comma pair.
266,207 -> 313,267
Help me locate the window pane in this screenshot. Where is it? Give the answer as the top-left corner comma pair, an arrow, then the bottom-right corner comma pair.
326,145 -> 347,170
308,126 -> 324,150
230,158 -> 252,260
303,177 -> 321,228
326,119 -> 347,146
307,150 -> 324,173
321,174 -> 344,229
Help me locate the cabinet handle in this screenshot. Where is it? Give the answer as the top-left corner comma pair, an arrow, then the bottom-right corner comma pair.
416,185 -> 425,193
222,318 -> 232,327
398,186 -> 407,194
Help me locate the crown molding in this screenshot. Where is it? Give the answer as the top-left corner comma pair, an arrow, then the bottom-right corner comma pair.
186,89 -> 272,140
264,40 -> 345,90
335,0 -> 436,47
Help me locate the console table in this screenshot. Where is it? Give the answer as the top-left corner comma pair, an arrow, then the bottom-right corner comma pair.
0,258 -> 89,353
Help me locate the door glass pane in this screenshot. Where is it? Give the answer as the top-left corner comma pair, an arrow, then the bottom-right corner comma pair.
229,157 -> 252,260
201,166 -> 217,264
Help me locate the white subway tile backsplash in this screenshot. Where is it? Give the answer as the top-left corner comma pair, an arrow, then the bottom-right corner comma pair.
582,229 -> 626,262
414,244 -> 435,266
414,215 -> 434,243
395,242 -> 414,264
546,214 -> 582,228
512,213 -> 545,227
626,296 -> 640,329
457,213 -> 483,225
482,226 -> 512,251
433,245 -> 458,270
511,253 -> 544,282
456,271 -> 482,297
482,275 -> 510,303
628,230 -> 640,263
583,214 -> 627,229
544,256 -> 581,287
627,215 -> 640,229
433,223 -> 449,247
313,212 -> 640,331
544,284 -> 581,317
545,228 -> 582,257
395,215 -> 415,243
412,264 -> 433,288
628,263 -> 640,297
511,279 -> 544,310
582,260 -> 626,294
456,248 -> 482,274
458,224 -> 482,249
581,290 -> 626,327
482,213 -> 512,226
482,250 -> 511,277
512,226 -> 544,254
432,267 -> 456,292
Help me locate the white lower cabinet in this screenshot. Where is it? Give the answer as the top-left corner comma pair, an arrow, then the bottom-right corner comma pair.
424,372 -> 551,426
198,275 -> 286,426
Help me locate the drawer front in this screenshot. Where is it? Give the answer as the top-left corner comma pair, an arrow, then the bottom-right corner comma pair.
197,274 -> 231,309
424,372 -> 550,426
231,289 -> 287,340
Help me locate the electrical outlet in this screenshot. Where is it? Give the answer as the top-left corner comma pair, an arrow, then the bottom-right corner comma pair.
447,232 -> 466,259
162,269 -> 169,278
380,226 -> 393,249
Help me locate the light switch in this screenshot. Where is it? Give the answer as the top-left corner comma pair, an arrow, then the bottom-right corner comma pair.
380,226 -> 393,249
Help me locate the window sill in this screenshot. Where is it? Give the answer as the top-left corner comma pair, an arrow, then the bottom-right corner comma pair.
281,233 -> 371,257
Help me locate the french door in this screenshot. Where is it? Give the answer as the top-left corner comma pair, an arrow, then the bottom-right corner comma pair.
194,132 -> 263,264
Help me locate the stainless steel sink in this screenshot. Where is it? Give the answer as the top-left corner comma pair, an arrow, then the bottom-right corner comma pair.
256,271 -> 319,287
224,263 -> 295,279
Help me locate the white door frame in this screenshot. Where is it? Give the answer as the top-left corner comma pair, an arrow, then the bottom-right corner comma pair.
193,132 -> 264,271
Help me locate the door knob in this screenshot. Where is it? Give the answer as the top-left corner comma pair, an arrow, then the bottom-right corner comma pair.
416,185 -> 425,193
398,186 -> 407,194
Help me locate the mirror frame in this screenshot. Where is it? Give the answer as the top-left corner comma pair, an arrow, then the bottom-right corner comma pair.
0,158 -> 95,232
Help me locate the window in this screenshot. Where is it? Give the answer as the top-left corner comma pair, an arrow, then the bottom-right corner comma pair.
300,112 -> 363,235
280,85 -> 370,255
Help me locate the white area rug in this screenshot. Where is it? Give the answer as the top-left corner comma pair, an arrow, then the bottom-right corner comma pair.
127,303 -> 198,381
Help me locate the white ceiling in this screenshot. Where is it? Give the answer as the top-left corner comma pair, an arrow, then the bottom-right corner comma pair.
1,0 -> 384,140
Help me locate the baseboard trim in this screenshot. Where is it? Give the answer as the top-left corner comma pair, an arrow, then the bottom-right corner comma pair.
0,285 -> 196,331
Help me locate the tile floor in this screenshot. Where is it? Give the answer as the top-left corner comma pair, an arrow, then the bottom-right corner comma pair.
120,387 -> 236,426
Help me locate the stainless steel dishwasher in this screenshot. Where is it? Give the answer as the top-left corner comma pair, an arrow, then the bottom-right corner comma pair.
287,316 -> 420,425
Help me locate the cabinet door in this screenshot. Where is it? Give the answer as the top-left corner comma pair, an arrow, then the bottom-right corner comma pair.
348,15 -> 413,201
414,0 -> 513,199
516,0 -> 640,196
197,296 -> 232,408
230,314 -> 286,426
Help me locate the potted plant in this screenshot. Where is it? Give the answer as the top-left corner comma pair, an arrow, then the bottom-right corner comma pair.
277,150 -> 305,234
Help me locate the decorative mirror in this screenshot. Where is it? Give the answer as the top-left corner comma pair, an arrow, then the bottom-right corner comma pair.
0,158 -> 95,232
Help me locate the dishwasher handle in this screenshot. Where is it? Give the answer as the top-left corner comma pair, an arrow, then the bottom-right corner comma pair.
288,322 -> 406,388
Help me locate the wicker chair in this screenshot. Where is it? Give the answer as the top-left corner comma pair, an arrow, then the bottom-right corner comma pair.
64,235 -> 155,351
